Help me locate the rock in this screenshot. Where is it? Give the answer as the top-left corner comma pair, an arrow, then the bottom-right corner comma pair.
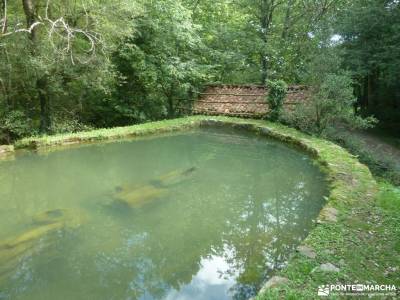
232,123 -> 254,130
384,266 -> 398,277
297,245 -> 317,259
338,259 -> 346,266
318,207 -> 338,223
0,145 -> 14,156
259,276 -> 290,293
62,137 -> 82,146
313,263 -> 340,273
258,127 -> 271,136
200,120 -> 223,127
322,249 -> 334,255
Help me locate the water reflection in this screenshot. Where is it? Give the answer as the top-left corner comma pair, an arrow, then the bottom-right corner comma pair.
0,127 -> 327,300
164,253 -> 237,300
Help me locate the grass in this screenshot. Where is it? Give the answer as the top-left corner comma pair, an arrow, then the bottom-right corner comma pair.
13,116 -> 399,298
14,117 -> 204,149
330,130 -> 400,185
256,180 -> 400,299
378,182 -> 400,213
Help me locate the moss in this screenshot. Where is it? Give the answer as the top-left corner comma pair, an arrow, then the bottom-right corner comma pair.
377,181 -> 400,213
13,116 -> 386,298
14,117 -> 204,150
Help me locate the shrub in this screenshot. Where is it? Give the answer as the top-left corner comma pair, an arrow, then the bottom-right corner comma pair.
0,110 -> 35,143
50,114 -> 93,134
266,80 -> 288,121
284,74 -> 376,136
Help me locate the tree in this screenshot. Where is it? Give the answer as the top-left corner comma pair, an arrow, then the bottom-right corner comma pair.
1,0 -> 394,144
266,79 -> 288,121
184,0 -> 345,84
114,0 -> 211,121
338,0 -> 400,122
284,49 -> 376,135
0,0 -> 137,139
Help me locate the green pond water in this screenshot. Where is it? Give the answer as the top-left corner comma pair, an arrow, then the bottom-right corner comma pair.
0,126 -> 327,300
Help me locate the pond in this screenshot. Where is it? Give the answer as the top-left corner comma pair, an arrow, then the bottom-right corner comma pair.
0,126 -> 327,300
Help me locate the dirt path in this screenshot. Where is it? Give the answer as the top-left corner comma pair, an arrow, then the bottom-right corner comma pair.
352,129 -> 400,171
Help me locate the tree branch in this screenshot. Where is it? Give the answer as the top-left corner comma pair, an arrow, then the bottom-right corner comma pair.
1,0 -> 7,34
1,1 -> 102,64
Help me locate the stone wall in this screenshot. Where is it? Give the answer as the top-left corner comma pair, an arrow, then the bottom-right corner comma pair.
193,84 -> 310,118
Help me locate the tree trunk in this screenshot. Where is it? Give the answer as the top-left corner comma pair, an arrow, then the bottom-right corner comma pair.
22,0 -> 37,41
260,1 -> 268,84
1,0 -> 7,34
361,76 -> 368,109
281,0 -> 294,40
261,54 -> 268,84
37,77 -> 51,133
259,0 -> 276,84
37,77 -> 51,132
22,0 -> 51,132
367,73 -> 373,109
167,97 -> 174,118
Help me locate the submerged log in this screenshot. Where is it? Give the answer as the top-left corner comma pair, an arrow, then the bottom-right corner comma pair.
112,167 -> 197,209
0,222 -> 62,251
32,209 -> 65,225
32,208 -> 87,228
114,184 -> 167,208
0,223 -> 62,285
149,167 -> 197,188
0,208 -> 86,285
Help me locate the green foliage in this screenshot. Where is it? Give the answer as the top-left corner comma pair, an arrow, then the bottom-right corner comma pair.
114,0 -> 211,121
338,0 -> 400,121
0,0 -> 138,137
284,50 -> 376,136
0,0 -> 397,144
50,114 -> 93,135
266,80 -> 287,121
0,110 -> 35,143
182,0 -> 346,84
